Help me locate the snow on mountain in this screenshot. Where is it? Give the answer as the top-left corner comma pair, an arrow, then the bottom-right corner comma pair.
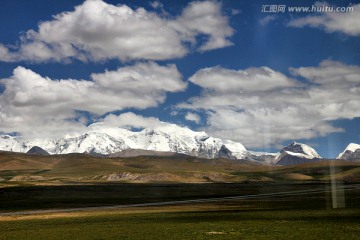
337,143 -> 360,160
247,151 -> 277,164
0,135 -> 57,153
222,140 -> 247,159
274,142 -> 321,165
5,125 -> 346,165
130,124 -> 206,153
0,123 -> 248,159
51,132 -> 130,155
281,141 -> 320,159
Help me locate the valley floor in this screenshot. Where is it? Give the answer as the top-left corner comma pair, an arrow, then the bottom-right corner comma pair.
0,182 -> 360,239
1,152 -> 360,239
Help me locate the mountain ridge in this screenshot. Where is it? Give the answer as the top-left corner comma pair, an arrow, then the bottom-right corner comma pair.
0,124 -> 248,160
0,124 -> 358,164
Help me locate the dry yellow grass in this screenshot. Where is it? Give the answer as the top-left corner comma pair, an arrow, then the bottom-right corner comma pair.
284,173 -> 314,180
0,202 -> 238,222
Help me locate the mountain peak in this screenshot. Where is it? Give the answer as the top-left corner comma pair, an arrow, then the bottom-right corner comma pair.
26,146 -> 50,156
281,142 -> 321,159
274,142 -> 321,165
0,124 -> 234,159
344,143 -> 360,152
337,143 -> 360,160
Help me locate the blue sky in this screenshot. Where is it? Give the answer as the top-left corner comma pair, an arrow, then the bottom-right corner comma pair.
0,0 -> 359,158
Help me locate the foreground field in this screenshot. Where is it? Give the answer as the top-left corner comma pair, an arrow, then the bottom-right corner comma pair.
1,182 -> 359,211
1,152 -> 360,239
1,182 -> 360,239
1,200 -> 359,240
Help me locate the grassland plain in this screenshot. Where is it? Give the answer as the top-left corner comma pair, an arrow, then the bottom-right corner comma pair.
1,182 -> 360,239
1,151 -> 360,239
0,200 -> 360,240
2,182 -> 360,211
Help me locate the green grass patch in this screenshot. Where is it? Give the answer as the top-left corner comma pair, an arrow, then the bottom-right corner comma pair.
1,182 -> 359,239
1,207 -> 359,240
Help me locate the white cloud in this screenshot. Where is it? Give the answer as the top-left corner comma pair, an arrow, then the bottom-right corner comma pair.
290,60 -> 360,121
0,0 -> 233,62
170,110 -> 179,116
101,112 -> 165,129
172,1 -> 234,51
259,15 -> 277,26
189,66 -> 297,93
150,1 -> 163,9
87,112 -> 172,141
185,112 -> 200,124
288,3 -> 360,36
0,62 -> 186,137
86,112 -> 169,139
290,60 -> 360,86
91,62 -> 185,95
203,108 -> 343,148
0,44 -> 17,62
231,9 -> 241,16
179,60 -> 360,148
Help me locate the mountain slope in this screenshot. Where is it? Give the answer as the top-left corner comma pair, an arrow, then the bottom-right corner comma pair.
109,149 -> 181,158
0,135 -> 57,153
275,142 -> 322,165
337,143 -> 360,161
26,146 -> 50,156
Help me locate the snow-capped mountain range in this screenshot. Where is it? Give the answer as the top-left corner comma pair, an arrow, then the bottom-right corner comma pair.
0,123 -> 358,164
0,123 -> 250,159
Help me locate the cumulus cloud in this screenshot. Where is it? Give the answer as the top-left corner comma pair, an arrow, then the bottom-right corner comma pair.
290,60 -> 360,87
189,66 -> 297,93
185,112 -> 201,124
0,62 -> 185,137
91,62 -> 185,95
288,3 -> 360,36
0,0 -> 233,62
171,1 -> 234,51
179,60 -> 360,148
290,60 -> 360,121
